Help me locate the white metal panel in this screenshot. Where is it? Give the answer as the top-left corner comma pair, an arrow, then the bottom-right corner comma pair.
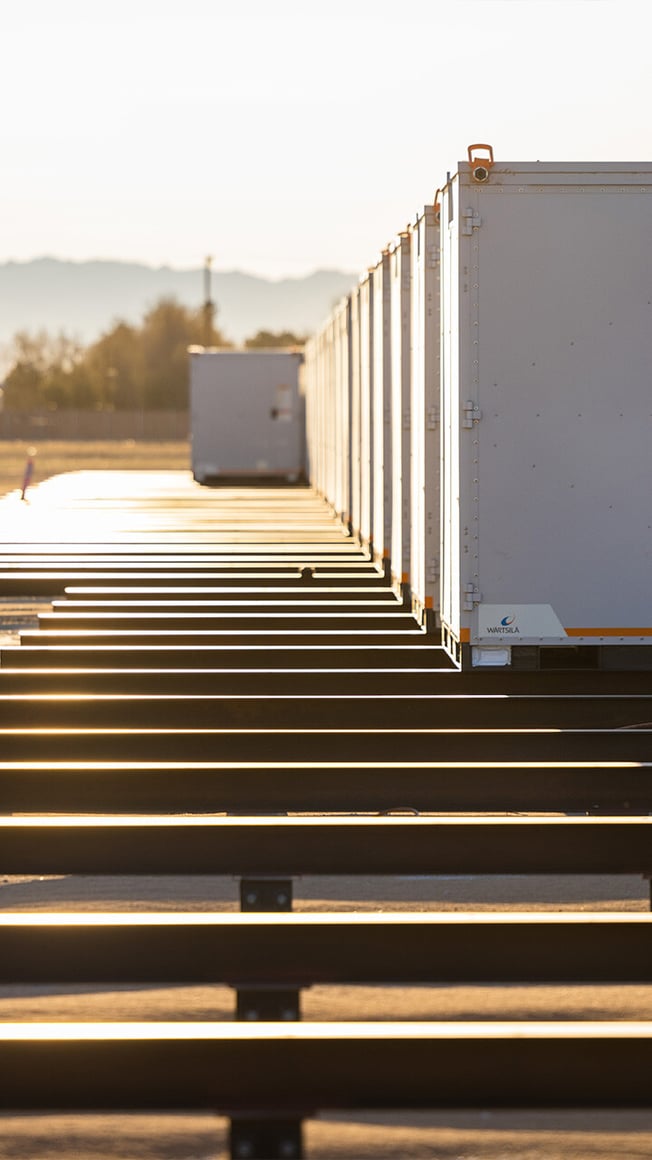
190,351 -> 304,482
322,319 -> 335,506
389,232 -> 412,596
303,335 -> 317,489
410,205 -> 441,624
335,297 -> 352,526
359,272 -> 374,551
306,328 -> 326,499
372,252 -> 392,567
441,184 -> 461,642
349,287 -> 362,538
442,160 -> 652,651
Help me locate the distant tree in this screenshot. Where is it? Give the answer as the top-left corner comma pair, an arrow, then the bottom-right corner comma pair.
244,329 -> 305,349
3,298 -> 232,411
83,321 -> 143,410
138,299 -> 217,409
2,330 -> 89,411
85,298 -> 232,410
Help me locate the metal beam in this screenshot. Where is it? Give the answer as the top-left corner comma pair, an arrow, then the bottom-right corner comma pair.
0,728 -> 651,763
1,759 -> 651,814
1,693 -> 652,729
37,612 -> 418,632
1,1022 -> 652,1110
3,668 -> 652,695
4,642 -> 448,669
0,573 -> 387,597
57,586 -> 395,601
1,816 -> 651,876
0,912 -> 650,985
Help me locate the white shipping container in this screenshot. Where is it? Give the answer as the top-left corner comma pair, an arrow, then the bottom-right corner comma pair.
389,232 -> 412,600
359,271 -> 374,552
410,205 -> 441,627
304,332 -> 323,497
334,298 -> 352,526
440,156 -> 652,668
190,350 -> 305,484
349,288 -> 362,537
372,251 -> 392,570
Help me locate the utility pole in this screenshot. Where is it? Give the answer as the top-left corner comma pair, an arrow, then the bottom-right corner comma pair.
203,255 -> 216,346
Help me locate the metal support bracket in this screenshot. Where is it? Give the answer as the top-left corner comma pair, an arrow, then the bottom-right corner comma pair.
463,583 -> 482,611
230,1117 -> 304,1159
462,207 -> 482,235
240,878 -> 293,912
236,986 -> 301,1022
232,878 -> 303,1155
462,400 -> 482,428
238,879 -> 300,1015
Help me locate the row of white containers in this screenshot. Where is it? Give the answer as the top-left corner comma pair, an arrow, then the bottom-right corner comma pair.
305,151 -> 652,670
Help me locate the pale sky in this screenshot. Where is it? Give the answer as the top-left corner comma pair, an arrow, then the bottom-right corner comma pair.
1,0 -> 647,279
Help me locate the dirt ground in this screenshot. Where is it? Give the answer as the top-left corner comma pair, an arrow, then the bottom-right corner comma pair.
0,441 -> 190,499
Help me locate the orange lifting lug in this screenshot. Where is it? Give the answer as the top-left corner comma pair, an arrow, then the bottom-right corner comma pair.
467,143 -> 495,183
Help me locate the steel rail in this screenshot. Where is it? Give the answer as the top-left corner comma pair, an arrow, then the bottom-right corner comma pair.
1,815 -> 651,876
5,641 -> 447,668
1,1022 -> 652,1110
1,758 -> 650,813
3,668 -> 652,695
1,912 -> 651,984
1,728 -> 651,762
0,573 -> 386,596
55,595 -> 399,609
36,612 -> 418,632
1,692 -> 652,728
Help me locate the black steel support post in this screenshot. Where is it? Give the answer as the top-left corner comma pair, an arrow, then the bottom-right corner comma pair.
235,877 -> 303,1158
229,1117 -> 304,1159
240,880 -> 294,913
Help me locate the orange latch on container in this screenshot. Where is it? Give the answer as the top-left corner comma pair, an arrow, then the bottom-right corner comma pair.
467,143 -> 494,183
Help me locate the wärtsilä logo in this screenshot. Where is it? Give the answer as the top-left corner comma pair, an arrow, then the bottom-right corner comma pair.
486,614 -> 520,635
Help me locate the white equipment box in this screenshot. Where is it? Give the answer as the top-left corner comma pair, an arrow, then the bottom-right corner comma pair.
440,158 -> 652,666
190,350 -> 305,484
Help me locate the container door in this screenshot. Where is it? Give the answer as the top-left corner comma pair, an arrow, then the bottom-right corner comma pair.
333,301 -> 350,525
372,253 -> 392,567
410,206 -> 441,625
389,232 -> 412,598
463,162 -> 652,648
349,288 -> 362,538
359,273 -> 374,552
440,179 -> 462,644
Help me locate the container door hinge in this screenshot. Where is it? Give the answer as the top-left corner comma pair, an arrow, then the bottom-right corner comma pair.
462,208 -> 482,235
463,583 -> 482,611
426,245 -> 440,269
402,408 -> 411,430
462,400 -> 482,428
427,406 -> 440,429
427,558 -> 439,581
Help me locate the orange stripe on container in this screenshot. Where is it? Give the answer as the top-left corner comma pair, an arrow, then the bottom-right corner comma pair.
460,628 -> 470,643
425,597 -> 433,609
565,627 -> 652,637
383,549 -> 389,558
401,573 -> 409,584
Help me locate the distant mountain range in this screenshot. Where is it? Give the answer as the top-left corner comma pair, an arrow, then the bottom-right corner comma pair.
0,258 -> 356,353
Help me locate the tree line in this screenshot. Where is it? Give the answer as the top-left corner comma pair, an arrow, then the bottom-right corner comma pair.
1,299 -> 305,411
